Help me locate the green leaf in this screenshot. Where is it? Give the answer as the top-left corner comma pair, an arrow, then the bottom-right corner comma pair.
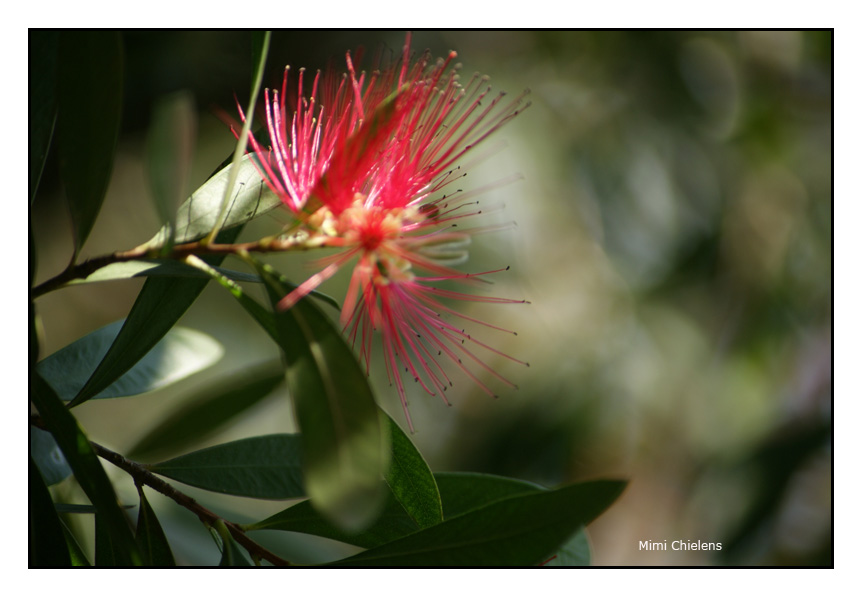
136,486 -> 176,566
141,155 -> 282,250
60,519 -> 91,566
71,259 -> 263,286
253,260 -> 388,531
95,511 -> 136,566
247,472 -> 551,550
128,361 -> 284,461
146,90 -> 196,254
31,373 -> 142,565
434,472 -> 544,519
57,30 -> 123,255
30,425 -> 71,486
29,455 -> 71,566
330,479 -> 626,566
66,207 -> 245,408
29,30 -> 59,204
383,412 -> 442,529
544,527 -> 591,566
214,521 -> 253,566
149,435 -> 305,499
37,320 -> 223,403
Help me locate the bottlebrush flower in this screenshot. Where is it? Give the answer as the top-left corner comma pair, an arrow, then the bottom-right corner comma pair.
246,34 -> 530,428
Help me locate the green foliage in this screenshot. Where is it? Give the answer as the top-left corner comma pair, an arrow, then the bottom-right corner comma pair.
29,456 -> 71,567
57,31 -> 123,255
214,521 -> 253,566
136,486 -> 176,566
38,320 -> 222,403
149,435 -> 305,499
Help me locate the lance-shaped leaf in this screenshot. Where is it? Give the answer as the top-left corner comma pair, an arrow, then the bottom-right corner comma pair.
29,455 -> 71,567
247,472 -> 550,549
70,259 -> 263,286
140,154 -> 282,250
29,30 -> 59,204
37,320 -> 223,403
57,30 -> 123,254
30,425 -> 71,486
543,527 -> 591,566
214,520 -> 253,567
329,479 -> 626,566
30,374 -> 142,565
128,361 -> 284,461
254,260 -> 389,531
136,486 -> 176,566
148,435 -> 305,500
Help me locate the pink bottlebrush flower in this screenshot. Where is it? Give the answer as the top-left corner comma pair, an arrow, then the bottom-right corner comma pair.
248,34 -> 530,428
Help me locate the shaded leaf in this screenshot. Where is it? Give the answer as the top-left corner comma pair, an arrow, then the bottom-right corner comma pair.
29,30 -> 59,204
383,412 -> 442,529
214,520 -> 253,566
248,472 -> 553,550
544,527 -> 591,566
149,435 -> 305,499
29,455 -> 71,567
30,425 -> 71,486
31,373 -> 142,565
146,90 -> 196,254
254,260 -> 388,531
129,361 -> 284,460
136,486 -> 176,566
60,519 -> 91,566
66,225 -> 241,407
57,30 -> 123,254
330,479 -> 626,566
96,512 -> 137,566
37,320 -> 223,404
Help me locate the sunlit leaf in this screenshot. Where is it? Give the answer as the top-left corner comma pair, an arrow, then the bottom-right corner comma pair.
253,260 -> 388,531
136,486 -> 176,566
141,155 -> 282,250
37,320 -> 223,404
71,259 -> 262,286
57,30 -> 123,254
149,435 -> 305,499
330,480 -> 626,566
30,425 -> 71,486
129,361 -> 284,461
29,455 -> 71,566
31,374 -> 142,565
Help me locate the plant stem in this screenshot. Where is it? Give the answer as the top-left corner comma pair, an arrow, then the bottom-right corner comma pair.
89,440 -> 292,567
30,236 -> 303,299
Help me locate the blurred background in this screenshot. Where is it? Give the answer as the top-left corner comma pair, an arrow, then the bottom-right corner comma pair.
31,30 -> 832,565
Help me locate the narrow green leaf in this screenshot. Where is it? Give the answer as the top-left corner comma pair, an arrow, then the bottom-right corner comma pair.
71,259 -> 263,286
149,435 -> 305,499
330,480 -> 626,566
544,527 -> 591,566
60,519 -> 91,566
30,425 -> 71,486
57,30 -> 123,254
129,361 -> 284,461
383,412 -> 442,529
96,511 -> 137,566
31,373 -> 142,565
37,320 -> 223,403
253,259 -> 388,531
247,472 -> 551,550
29,30 -> 59,203
214,521 -> 253,567
141,155 -> 281,251
29,455 -> 71,567
146,90 -> 196,255
136,486 -> 176,566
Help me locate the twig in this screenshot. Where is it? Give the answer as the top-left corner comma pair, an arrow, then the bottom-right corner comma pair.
88,441 -> 292,566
